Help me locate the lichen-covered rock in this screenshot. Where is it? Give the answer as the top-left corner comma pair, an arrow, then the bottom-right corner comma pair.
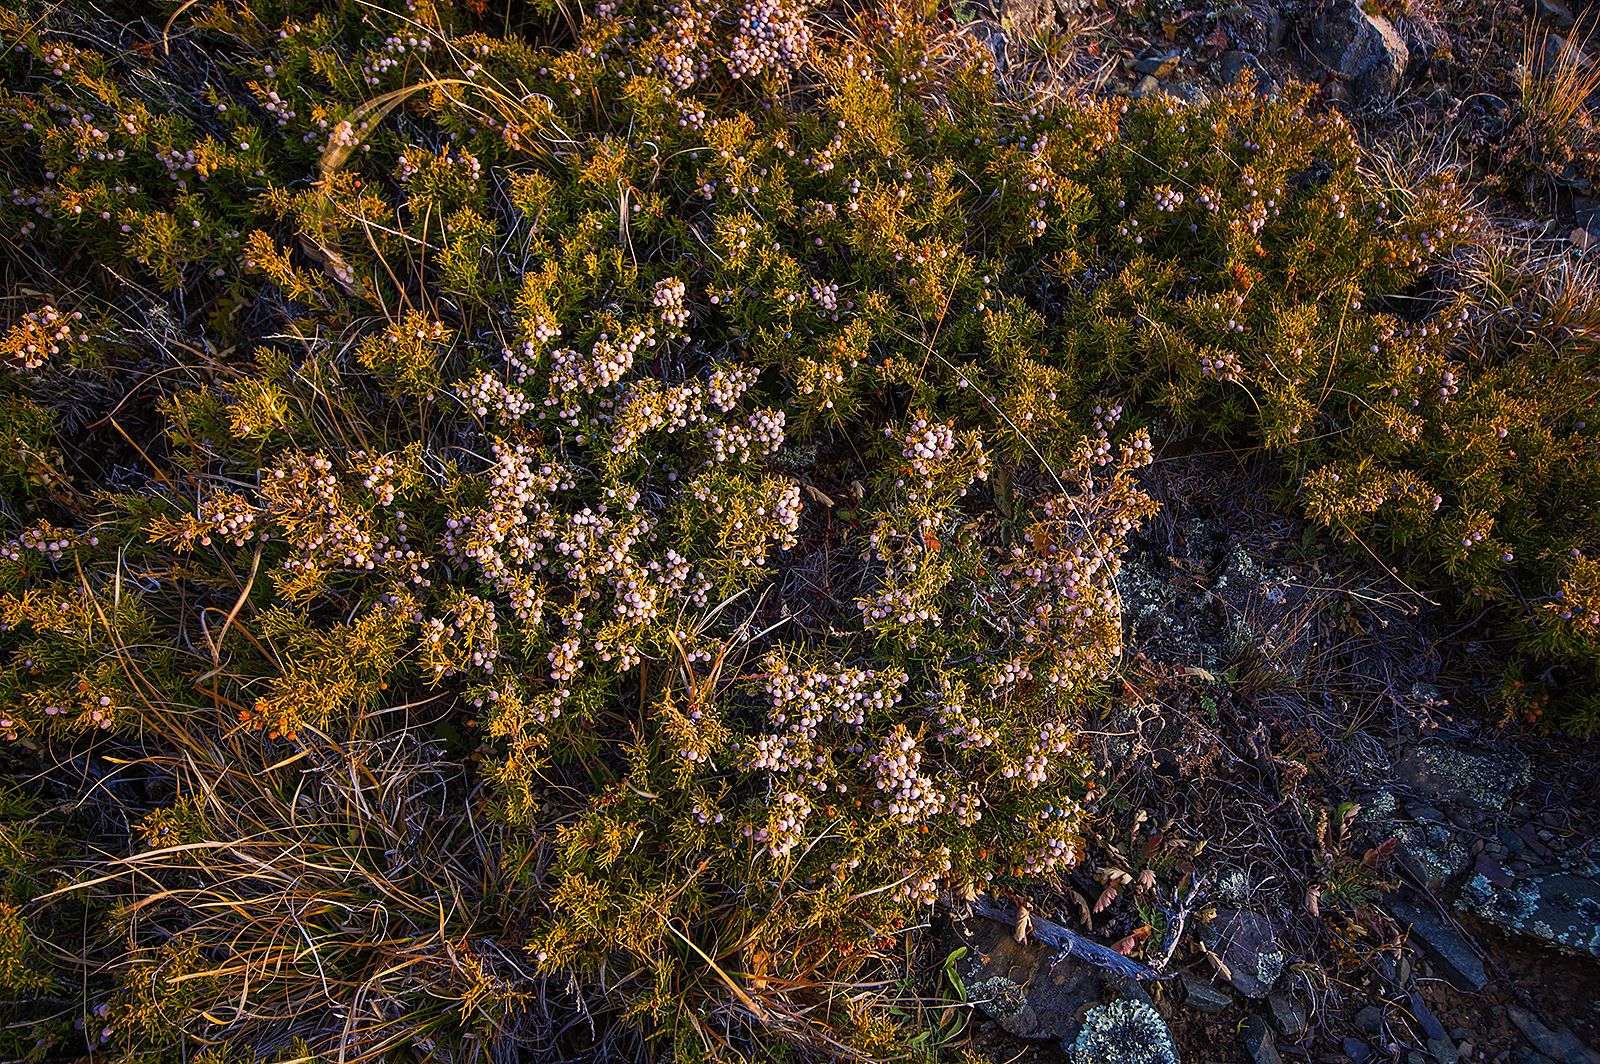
1312,0 -> 1409,100
1393,744 -> 1531,812
1201,910 -> 1286,998
1358,790 -> 1472,882
953,917 -> 1104,1041
1069,998 -> 1179,1064
1461,870 -> 1600,959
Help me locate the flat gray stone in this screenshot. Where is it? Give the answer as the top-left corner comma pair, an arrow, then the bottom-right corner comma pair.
1410,992 -> 1447,1040
1182,971 -> 1233,1013
1243,1015 -> 1284,1064
1355,1005 -> 1386,1034
1474,853 -> 1514,888
1459,871 -> 1600,959
1506,1006 -> 1600,1064
1133,53 -> 1180,78
953,916 -> 1103,1042
1202,910 -> 1285,998
1393,744 -> 1530,812
1383,895 -> 1487,991
1268,991 -> 1306,1037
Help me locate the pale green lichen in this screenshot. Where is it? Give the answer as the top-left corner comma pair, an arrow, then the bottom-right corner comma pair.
1070,998 -> 1178,1064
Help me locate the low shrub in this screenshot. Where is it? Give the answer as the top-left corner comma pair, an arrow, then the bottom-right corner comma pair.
0,0 -> 1594,1059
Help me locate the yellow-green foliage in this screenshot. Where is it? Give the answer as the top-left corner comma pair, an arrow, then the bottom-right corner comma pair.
0,0 -> 1594,1059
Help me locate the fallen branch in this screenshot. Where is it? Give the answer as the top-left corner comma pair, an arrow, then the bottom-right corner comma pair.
957,893 -> 1176,982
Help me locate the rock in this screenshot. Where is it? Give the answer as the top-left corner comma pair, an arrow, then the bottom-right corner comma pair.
1394,744 -> 1530,812
1516,822 -> 1553,858
1201,911 -> 1285,998
953,917 -> 1105,1041
1113,975 -> 1153,1007
1383,895 -> 1487,991
1537,35 -> 1593,78
1134,74 -> 1161,96
1355,1006 -> 1386,1034
1345,1037 -> 1374,1063
1243,1015 -> 1284,1064
1220,50 -> 1274,94
1475,853 -> 1515,888
1531,0 -> 1577,28
1069,998 -> 1179,1064
1183,972 -> 1234,1013
1312,0 -> 1408,100
1357,791 -> 1470,883
1134,52 -> 1180,77
1459,870 -> 1600,959
1411,992 -> 1447,1040
1267,992 -> 1306,1037
1505,1006 -> 1600,1064
1263,6 -> 1286,51
1430,1036 -> 1460,1063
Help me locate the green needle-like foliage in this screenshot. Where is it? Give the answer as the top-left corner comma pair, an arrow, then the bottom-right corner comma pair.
0,0 -> 1594,1060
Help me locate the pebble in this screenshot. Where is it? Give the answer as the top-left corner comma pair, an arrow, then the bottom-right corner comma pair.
1183,972 -> 1234,1014
1268,992 -> 1307,1037
1242,1015 -> 1284,1064
1355,1006 -> 1385,1034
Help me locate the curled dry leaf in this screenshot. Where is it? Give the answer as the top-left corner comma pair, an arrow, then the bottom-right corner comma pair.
801,483 -> 836,507
1094,884 -> 1120,913
1013,901 -> 1033,944
1069,888 -> 1094,930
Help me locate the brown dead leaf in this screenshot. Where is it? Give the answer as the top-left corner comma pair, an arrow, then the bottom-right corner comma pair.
1013,901 -> 1033,944
1201,945 -> 1232,981
1069,888 -> 1094,930
802,483 -> 836,507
